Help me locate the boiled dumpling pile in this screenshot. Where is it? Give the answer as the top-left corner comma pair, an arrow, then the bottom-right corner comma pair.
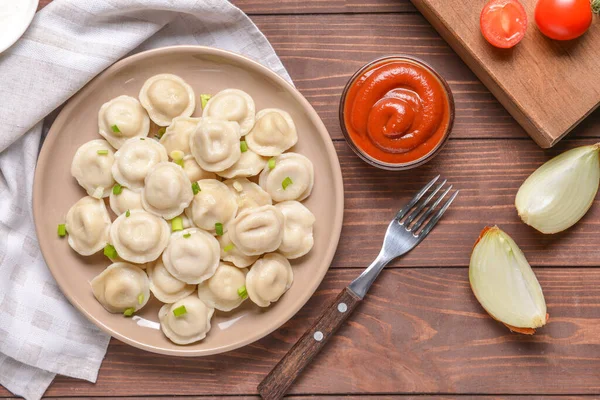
59,75 -> 316,346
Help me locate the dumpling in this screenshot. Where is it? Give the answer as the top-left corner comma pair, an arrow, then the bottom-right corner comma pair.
110,209 -> 170,263
246,109 -> 297,156
216,149 -> 267,179
228,205 -> 284,256
98,95 -> 150,149
139,74 -> 195,126
189,118 -> 242,172
197,262 -> 248,312
147,258 -> 195,303
131,262 -> 150,270
182,156 -> 216,182
202,89 -> 255,135
162,228 -> 220,284
141,162 -> 194,220
223,178 -> 272,214
159,116 -> 200,156
275,201 -> 315,259
259,153 -> 314,202
71,139 -> 115,198
112,137 -> 168,191
246,254 -> 293,307
159,296 -> 214,345
217,232 -> 259,268
65,196 -> 111,256
109,186 -> 143,216
91,262 -> 150,314
185,179 -> 237,234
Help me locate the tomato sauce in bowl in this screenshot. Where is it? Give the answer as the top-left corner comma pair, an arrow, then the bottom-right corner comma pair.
340,56 -> 454,170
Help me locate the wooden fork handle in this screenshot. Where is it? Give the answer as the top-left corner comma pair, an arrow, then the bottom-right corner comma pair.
257,287 -> 361,400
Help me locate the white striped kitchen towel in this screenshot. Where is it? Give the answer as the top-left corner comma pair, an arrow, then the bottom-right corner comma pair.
0,1 -> 290,399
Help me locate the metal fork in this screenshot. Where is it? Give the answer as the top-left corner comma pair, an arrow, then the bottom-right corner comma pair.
258,176 -> 458,400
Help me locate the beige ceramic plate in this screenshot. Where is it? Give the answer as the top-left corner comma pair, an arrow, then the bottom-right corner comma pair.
33,46 -> 344,356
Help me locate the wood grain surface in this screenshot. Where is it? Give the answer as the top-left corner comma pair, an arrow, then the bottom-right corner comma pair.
234,0 -> 415,13
250,13 -> 600,142
410,0 -> 600,148
1,397 -> 598,400
334,138 -> 600,268
3,268 -> 600,397
38,0 -> 416,13
8,0 -> 599,399
2,397 -> 598,400
258,287 -> 362,400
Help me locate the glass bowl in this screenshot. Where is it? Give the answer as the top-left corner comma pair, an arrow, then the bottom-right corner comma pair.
339,55 -> 455,171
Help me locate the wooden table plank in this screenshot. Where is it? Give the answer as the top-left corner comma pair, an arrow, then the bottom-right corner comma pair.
333,138 -> 600,268
38,0 -> 600,142
1,395 -> 598,399
31,6 -> 600,141
251,14 -> 600,141
15,267 -> 599,397
253,13 -> 520,141
1,397 -> 595,400
232,0 -> 415,14
37,0 -> 415,14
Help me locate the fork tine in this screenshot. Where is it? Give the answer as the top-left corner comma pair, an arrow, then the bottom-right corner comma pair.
411,184 -> 452,232
404,179 -> 447,226
416,190 -> 459,238
395,175 -> 440,221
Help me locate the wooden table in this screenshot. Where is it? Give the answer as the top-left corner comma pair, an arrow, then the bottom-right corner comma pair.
3,0 -> 600,399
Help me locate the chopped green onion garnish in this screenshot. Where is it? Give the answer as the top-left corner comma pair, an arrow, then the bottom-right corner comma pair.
240,140 -> 248,153
215,222 -> 224,236
112,183 -> 123,195
173,305 -> 187,317
111,124 -> 121,133
125,210 -> 131,217
183,233 -> 191,238
156,127 -> 166,139
170,150 -> 184,161
175,158 -> 184,167
137,293 -> 144,305
123,307 -> 135,317
282,177 -> 293,190
237,286 -> 248,300
57,224 -> 67,237
171,217 -> 183,232
268,158 -> 276,169
200,94 -> 212,109
97,149 -> 109,155
232,181 -> 243,192
192,182 -> 201,195
140,138 -> 145,141
223,243 -> 235,252
104,244 -> 118,259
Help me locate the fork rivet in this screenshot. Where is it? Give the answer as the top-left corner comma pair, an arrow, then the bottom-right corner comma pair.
337,303 -> 347,313
313,331 -> 324,341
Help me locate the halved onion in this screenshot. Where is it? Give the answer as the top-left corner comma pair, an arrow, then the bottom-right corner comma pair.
469,226 -> 548,334
515,144 -> 600,234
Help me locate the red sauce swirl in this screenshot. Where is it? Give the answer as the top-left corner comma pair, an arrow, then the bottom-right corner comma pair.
343,59 -> 451,165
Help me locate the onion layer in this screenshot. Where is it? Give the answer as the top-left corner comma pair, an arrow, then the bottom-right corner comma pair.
469,226 -> 548,334
515,144 -> 600,234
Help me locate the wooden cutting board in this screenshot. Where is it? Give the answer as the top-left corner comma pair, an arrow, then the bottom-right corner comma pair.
410,0 -> 600,148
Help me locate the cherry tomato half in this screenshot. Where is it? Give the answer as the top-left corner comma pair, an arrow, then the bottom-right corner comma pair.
480,0 -> 528,48
535,0 -> 592,41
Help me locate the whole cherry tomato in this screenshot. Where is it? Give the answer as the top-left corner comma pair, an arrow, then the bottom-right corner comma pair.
535,0 -> 593,40
480,0 -> 528,48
